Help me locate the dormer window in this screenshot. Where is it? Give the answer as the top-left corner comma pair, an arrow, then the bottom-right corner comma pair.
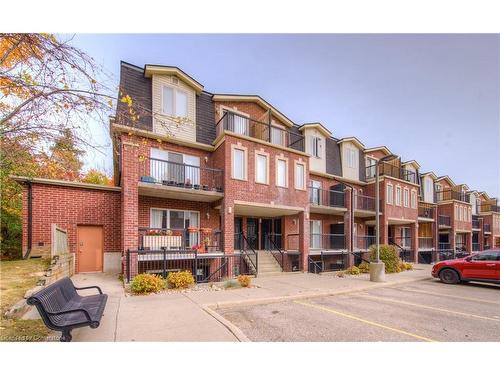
346,148 -> 357,168
310,136 -> 322,157
162,85 -> 188,117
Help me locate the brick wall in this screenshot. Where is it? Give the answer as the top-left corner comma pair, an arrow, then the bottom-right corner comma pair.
21,183 -> 121,272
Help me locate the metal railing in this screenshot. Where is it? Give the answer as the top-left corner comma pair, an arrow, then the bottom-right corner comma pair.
366,162 -> 417,184
418,237 -> 433,249
140,157 -> 223,193
308,256 -> 323,274
472,243 -> 480,252
435,190 -> 470,203
418,203 -> 434,219
472,219 -> 480,229
310,233 -> 346,250
354,235 -> 376,250
125,249 -> 253,283
264,234 -> 285,271
354,193 -> 376,211
438,242 -> 451,250
216,111 -> 305,151
239,233 -> 258,275
389,238 -> 413,262
438,215 -> 451,226
480,203 -> 500,213
139,227 -> 222,253
309,187 -> 345,208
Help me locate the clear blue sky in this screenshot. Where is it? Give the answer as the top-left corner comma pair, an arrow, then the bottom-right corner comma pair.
73,34 -> 500,197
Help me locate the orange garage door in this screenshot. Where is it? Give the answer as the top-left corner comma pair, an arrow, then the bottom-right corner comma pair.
77,225 -> 103,272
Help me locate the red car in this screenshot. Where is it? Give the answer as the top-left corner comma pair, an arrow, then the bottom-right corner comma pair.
432,249 -> 500,284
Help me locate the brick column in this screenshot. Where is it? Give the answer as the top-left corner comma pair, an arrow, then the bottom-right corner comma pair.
411,221 -> 419,263
121,137 -> 139,281
478,218 -> 484,251
450,229 -> 456,255
466,232 -> 473,254
221,198 -> 234,255
344,187 -> 353,267
298,210 -> 309,272
380,215 -> 389,245
432,205 -> 439,250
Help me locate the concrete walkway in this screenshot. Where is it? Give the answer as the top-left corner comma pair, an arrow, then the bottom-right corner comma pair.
24,265 -> 433,341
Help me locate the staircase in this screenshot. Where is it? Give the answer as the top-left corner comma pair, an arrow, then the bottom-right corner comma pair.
257,250 -> 282,276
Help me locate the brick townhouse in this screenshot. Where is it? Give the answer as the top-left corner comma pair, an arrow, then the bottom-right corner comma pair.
13,61 -> 499,281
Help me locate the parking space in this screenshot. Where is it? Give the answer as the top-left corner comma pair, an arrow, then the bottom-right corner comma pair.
217,279 -> 500,342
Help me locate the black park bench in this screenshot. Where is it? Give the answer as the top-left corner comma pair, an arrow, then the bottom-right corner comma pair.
27,277 -> 108,342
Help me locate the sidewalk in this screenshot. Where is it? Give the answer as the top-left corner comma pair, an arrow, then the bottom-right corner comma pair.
24,265 -> 432,341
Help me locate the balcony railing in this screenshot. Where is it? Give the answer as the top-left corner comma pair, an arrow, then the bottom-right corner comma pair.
390,236 -> 412,249
418,203 -> 434,219
355,235 -> 376,250
354,193 -> 376,211
418,237 -> 433,249
139,227 -> 222,253
140,157 -> 224,193
484,223 -> 491,232
310,234 -> 346,250
216,111 -> 305,151
438,215 -> 451,226
438,242 -> 451,250
472,243 -> 480,252
309,187 -> 345,208
365,162 -> 417,184
435,189 -> 470,203
480,203 -> 500,213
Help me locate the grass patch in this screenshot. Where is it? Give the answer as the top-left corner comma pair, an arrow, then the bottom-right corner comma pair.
0,258 -> 51,342
0,258 -> 50,314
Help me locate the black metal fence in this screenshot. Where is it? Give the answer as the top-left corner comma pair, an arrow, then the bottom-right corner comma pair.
365,162 -> 417,184
139,157 -> 223,193
354,193 -> 376,211
310,234 -> 346,250
309,187 -> 345,208
308,252 -> 348,273
139,227 -> 222,253
418,249 -> 470,264
418,204 -> 434,219
216,111 -> 305,151
355,235 -> 376,250
126,249 -> 255,283
435,190 -> 470,203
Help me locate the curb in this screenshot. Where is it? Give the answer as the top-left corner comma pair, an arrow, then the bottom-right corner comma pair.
201,305 -> 251,342
207,276 -> 433,310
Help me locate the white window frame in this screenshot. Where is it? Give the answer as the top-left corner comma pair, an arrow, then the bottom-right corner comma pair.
294,161 -> 306,190
386,183 -> 394,204
161,85 -> 188,118
149,208 -> 200,249
231,144 -> 248,181
411,190 -> 417,209
346,148 -> 357,168
310,220 -> 322,249
275,156 -> 288,188
254,150 -> 269,185
403,188 -> 409,208
395,186 -> 402,206
366,157 -> 377,179
310,136 -> 321,158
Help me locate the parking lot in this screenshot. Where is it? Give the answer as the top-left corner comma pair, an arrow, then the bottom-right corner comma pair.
218,279 -> 500,341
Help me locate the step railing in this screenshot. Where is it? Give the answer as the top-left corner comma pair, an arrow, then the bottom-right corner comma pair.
239,233 -> 258,275
389,238 -> 413,262
264,234 -> 284,271
308,256 -> 323,273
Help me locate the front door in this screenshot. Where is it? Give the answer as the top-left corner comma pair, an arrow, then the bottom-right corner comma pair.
77,225 -> 103,273
234,217 -> 243,250
247,218 -> 259,250
261,219 -> 273,249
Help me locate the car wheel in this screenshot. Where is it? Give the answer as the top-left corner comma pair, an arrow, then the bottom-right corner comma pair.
439,269 -> 460,284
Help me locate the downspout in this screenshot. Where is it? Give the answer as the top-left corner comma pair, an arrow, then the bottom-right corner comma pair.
23,180 -> 33,259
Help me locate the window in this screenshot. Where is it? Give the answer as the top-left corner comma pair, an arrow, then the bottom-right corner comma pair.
295,162 -> 305,190
366,157 -> 377,178
232,147 -> 246,180
276,158 -> 288,187
310,136 -> 321,158
472,251 -> 499,261
468,207 -> 471,221
310,180 -> 321,205
271,126 -> 284,146
150,148 -> 200,185
386,184 -> 394,204
403,188 -> 409,207
346,148 -> 357,168
162,86 -> 188,117
150,209 -> 200,249
395,186 -> 402,206
411,190 -> 417,208
310,220 -> 322,249
255,153 -> 268,184
424,178 -> 433,202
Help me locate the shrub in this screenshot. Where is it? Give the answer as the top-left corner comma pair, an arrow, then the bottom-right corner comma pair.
130,274 -> 166,295
167,270 -> 195,289
224,279 -> 240,289
336,271 -> 345,278
345,266 -> 360,275
237,274 -> 252,288
400,261 -> 414,271
358,262 -> 370,273
370,245 -> 400,273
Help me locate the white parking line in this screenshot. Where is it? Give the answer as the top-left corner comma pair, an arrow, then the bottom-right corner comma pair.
392,287 -> 500,305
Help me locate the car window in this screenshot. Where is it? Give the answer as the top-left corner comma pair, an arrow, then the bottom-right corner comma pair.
471,252 -> 498,261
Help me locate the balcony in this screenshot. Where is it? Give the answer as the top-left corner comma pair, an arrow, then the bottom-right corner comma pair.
138,227 -> 222,253
472,243 -> 480,252
438,215 -> 451,227
365,162 -> 417,184
480,203 -> 500,213
309,187 -> 346,214
310,234 -> 346,252
484,223 -> 491,233
472,218 -> 480,230
354,193 -> 377,217
216,111 -> 305,152
435,189 -> 470,203
418,202 -> 435,220
354,235 -> 376,251
138,157 -> 224,202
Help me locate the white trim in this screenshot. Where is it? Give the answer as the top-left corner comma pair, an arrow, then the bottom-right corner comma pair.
275,155 -> 289,188
254,150 -> 270,185
294,160 -> 307,191
231,143 -> 248,181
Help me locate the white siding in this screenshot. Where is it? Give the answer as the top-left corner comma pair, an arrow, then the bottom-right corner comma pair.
304,128 -> 326,174
341,142 -> 359,181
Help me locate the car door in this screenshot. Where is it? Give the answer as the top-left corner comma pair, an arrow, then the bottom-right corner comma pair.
461,251 -> 498,280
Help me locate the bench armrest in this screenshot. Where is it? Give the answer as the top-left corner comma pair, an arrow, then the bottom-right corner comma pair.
75,285 -> 103,294
47,308 -> 92,322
